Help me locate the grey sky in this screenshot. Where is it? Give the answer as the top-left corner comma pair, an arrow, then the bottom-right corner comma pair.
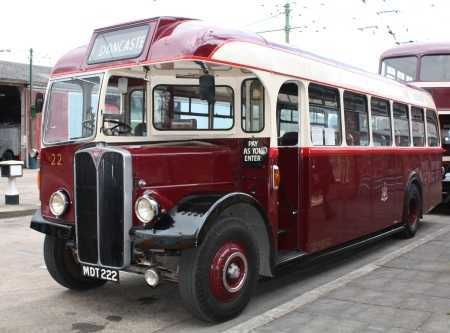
0,0 -> 447,72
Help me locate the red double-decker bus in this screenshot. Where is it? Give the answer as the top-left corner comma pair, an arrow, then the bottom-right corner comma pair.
380,43 -> 450,201
30,17 -> 442,322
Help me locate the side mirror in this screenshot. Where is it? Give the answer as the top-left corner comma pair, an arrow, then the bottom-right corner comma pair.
35,93 -> 44,113
199,74 -> 215,104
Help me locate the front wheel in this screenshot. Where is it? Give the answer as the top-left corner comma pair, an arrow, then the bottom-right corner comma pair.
44,235 -> 106,290
178,218 -> 259,322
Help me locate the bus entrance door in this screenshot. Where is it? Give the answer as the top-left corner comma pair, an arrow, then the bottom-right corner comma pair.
276,82 -> 301,254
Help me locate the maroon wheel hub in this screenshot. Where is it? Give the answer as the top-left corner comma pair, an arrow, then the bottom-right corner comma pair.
209,241 -> 248,302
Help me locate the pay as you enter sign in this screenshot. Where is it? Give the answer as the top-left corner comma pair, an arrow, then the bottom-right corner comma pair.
242,139 -> 268,167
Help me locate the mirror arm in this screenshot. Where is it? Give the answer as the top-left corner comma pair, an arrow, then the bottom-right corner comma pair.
195,61 -> 209,74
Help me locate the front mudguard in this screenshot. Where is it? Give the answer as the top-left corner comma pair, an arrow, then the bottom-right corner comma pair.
30,210 -> 74,240
130,192 -> 272,250
130,192 -> 274,277
131,193 -> 230,250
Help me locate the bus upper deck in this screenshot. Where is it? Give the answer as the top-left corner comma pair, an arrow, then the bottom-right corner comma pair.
380,42 -> 450,200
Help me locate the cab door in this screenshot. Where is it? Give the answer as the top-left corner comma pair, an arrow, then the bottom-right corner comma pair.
276,82 -> 300,251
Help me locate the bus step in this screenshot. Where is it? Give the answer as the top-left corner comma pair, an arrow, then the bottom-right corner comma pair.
276,250 -> 307,265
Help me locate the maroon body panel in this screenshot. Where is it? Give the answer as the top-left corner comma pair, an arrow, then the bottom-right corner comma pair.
40,139 -> 272,231
128,139 -> 271,229
424,88 -> 450,110
300,147 -> 442,253
40,143 -> 84,222
39,138 -> 442,257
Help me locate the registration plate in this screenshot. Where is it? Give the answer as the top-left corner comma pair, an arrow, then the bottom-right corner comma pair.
81,265 -> 119,282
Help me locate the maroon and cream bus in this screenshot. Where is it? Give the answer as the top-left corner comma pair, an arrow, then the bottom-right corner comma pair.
30,17 -> 442,322
380,43 -> 450,201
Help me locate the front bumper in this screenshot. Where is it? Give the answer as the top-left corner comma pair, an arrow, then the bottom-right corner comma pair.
30,208 -> 197,251
30,210 -> 74,240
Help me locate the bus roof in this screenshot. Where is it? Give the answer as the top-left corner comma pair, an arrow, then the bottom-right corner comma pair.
52,16 -> 375,78
51,17 -> 264,77
381,42 -> 450,59
51,17 -> 435,109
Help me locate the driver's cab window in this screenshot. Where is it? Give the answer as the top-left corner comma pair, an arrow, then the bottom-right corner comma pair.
103,76 -> 147,136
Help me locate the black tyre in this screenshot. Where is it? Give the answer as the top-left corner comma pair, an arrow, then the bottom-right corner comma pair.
398,185 -> 421,239
44,235 -> 106,290
178,217 -> 259,322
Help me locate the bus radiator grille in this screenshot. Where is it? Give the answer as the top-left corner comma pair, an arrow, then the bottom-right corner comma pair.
75,149 -> 126,268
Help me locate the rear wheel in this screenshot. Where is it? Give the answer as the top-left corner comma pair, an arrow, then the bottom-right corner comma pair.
44,235 -> 106,290
178,218 -> 259,322
398,185 -> 421,239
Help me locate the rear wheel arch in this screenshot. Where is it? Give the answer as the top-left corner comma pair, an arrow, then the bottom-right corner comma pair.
197,193 -> 274,277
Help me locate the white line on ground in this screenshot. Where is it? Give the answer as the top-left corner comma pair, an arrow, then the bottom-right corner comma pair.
223,225 -> 450,333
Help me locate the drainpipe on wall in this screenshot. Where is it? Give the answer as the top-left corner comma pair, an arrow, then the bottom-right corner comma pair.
26,48 -> 33,168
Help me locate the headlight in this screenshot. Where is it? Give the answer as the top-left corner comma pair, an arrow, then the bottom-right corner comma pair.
49,190 -> 69,217
135,195 -> 159,224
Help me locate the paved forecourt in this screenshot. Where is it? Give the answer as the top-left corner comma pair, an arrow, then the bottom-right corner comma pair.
228,210 -> 450,333
0,210 -> 449,332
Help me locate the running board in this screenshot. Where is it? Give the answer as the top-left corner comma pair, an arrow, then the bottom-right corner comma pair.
275,225 -> 405,267
276,251 -> 307,265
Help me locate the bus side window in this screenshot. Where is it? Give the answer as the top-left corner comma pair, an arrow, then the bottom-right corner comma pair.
426,109 -> 440,147
242,79 -> 264,133
393,102 -> 411,146
411,107 -> 425,147
344,91 -> 369,146
308,84 -> 341,146
371,97 -> 392,146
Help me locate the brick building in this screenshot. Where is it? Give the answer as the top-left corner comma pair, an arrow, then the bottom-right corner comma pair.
0,60 -> 51,167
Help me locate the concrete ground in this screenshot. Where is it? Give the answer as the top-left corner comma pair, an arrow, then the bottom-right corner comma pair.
0,169 -> 40,217
0,209 -> 449,333
253,216 -> 450,333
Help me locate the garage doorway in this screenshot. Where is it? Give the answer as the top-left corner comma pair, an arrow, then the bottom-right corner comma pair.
0,85 -> 21,161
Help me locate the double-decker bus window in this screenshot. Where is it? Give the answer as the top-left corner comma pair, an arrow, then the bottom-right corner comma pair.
242,79 -> 264,133
344,92 -> 369,146
411,107 -> 425,147
44,75 -> 101,144
426,109 -> 440,147
103,76 -> 147,136
381,57 -> 417,82
420,55 -> 450,81
308,84 -> 341,146
371,98 -> 392,146
277,83 -> 299,146
393,103 -> 411,146
153,85 -> 233,130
